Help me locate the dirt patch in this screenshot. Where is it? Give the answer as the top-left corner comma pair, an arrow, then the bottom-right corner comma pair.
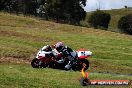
0,57 -> 31,64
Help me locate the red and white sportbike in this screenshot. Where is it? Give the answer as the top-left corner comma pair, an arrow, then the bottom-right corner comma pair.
31,48 -> 92,71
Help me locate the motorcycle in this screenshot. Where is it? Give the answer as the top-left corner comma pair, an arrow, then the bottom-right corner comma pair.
31,48 -> 92,71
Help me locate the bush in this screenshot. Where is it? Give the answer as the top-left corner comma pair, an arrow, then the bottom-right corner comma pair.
118,14 -> 132,35
88,10 -> 111,29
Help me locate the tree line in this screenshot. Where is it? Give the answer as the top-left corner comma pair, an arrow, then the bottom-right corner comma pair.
88,10 -> 132,35
0,0 -> 86,25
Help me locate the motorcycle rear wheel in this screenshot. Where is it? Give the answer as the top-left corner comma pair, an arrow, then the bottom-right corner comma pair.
31,58 -> 40,68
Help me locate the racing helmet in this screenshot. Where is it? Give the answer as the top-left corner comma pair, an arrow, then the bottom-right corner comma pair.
55,42 -> 64,51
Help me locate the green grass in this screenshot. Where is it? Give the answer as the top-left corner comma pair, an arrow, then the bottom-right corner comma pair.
0,12 -> 132,87
0,63 -> 131,88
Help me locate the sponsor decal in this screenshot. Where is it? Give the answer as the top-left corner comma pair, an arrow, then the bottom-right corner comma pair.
79,64 -> 131,86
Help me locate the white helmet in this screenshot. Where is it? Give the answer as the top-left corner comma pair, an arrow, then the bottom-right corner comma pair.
55,42 -> 64,51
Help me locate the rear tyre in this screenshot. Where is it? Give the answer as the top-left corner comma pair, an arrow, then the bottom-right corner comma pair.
41,62 -> 48,68
31,58 -> 40,68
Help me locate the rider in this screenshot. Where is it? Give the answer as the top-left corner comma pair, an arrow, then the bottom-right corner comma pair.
41,45 -> 55,58
41,45 -> 52,52
54,42 -> 77,69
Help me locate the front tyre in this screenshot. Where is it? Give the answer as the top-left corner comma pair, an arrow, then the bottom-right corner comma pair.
82,59 -> 89,71
75,59 -> 89,71
31,58 -> 40,68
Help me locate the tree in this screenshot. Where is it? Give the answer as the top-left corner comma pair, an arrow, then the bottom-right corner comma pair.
0,0 -> 37,16
88,10 -> 111,29
43,0 -> 86,24
0,0 -> 10,11
67,0 -> 86,25
118,14 -> 132,35
36,0 -> 46,17
62,0 -> 87,24
22,0 -> 38,16
0,0 -> 87,25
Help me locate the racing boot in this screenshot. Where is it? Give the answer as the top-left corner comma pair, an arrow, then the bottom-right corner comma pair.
65,61 -> 71,70
65,59 -> 77,70
57,58 -> 65,64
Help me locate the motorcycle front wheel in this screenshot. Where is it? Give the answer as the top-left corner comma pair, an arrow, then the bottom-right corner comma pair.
74,59 -> 89,71
81,59 -> 89,71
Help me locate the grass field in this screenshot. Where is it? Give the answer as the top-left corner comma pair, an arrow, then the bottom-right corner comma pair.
0,12 -> 132,88
0,63 -> 131,88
